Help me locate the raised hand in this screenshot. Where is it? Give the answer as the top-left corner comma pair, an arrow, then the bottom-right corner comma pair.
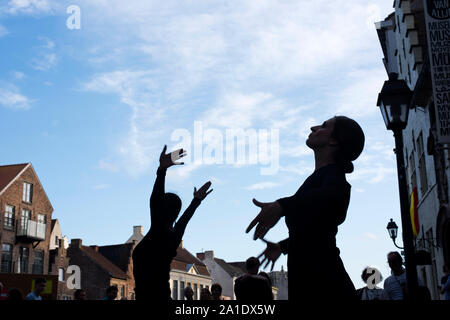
246,199 -> 282,240
159,145 -> 187,170
258,239 -> 282,271
194,181 -> 213,201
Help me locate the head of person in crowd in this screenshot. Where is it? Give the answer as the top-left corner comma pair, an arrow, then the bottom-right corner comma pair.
211,283 -> 222,300
34,278 -> 47,296
74,289 -> 86,300
105,285 -> 118,300
387,252 -> 404,275
245,257 -> 260,275
361,267 -> 383,287
184,286 -> 194,300
200,288 -> 212,300
7,288 -> 23,301
163,192 -> 182,227
306,116 -> 365,174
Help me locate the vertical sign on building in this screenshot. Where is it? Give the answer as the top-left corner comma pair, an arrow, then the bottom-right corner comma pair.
424,0 -> 450,143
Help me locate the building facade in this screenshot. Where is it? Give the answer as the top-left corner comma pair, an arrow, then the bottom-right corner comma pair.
376,0 -> 450,299
0,163 -> 53,276
67,239 -> 131,300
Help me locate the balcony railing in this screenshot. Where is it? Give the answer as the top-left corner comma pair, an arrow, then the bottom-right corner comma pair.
16,220 -> 46,241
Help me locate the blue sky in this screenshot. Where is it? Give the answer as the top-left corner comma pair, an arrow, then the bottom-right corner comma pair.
1,0 -> 403,289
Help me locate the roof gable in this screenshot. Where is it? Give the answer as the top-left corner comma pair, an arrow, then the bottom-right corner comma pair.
0,163 -> 54,211
0,163 -> 29,195
81,246 -> 129,280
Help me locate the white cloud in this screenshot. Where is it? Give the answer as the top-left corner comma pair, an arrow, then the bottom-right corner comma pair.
93,184 -> 111,190
5,0 -> 55,15
31,53 -> 56,71
78,0 -> 394,178
0,25 -> 8,37
11,71 -> 25,80
364,233 -> 378,240
0,84 -> 31,110
97,160 -> 120,173
245,182 -> 280,190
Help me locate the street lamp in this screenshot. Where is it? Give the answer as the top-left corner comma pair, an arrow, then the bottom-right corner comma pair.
377,73 -> 419,300
386,218 -> 404,249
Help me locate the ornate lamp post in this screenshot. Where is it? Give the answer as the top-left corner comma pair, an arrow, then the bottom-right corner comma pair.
377,73 -> 419,300
387,218 -> 404,249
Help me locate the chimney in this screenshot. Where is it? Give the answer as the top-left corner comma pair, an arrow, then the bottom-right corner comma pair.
204,250 -> 214,260
133,226 -> 143,236
71,239 -> 82,249
197,253 -> 205,261
90,245 -> 99,252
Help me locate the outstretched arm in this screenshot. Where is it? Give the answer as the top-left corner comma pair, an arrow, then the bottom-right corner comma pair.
150,145 -> 186,224
174,181 -> 213,243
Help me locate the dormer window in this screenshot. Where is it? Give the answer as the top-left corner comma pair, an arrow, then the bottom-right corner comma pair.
23,182 -> 33,203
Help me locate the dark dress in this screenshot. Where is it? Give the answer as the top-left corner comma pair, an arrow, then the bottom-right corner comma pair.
132,167 -> 201,301
276,163 -> 357,301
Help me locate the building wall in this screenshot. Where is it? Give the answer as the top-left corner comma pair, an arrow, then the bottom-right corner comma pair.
0,166 -> 53,275
49,243 -> 75,300
269,270 -> 288,300
67,243 -> 111,300
169,269 -> 212,300
377,0 -> 448,299
200,253 -> 236,300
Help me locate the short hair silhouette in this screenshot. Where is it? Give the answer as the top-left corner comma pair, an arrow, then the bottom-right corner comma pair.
331,116 -> 365,173
35,278 -> 46,286
361,267 -> 383,284
245,257 -> 260,274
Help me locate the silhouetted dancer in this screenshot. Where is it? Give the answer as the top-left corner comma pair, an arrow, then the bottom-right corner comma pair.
132,145 -> 213,302
246,116 -> 365,302
234,257 -> 273,302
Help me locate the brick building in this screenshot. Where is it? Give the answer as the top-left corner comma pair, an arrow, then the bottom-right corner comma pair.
98,242 -> 136,300
48,220 -> 74,300
67,239 -> 131,300
0,163 -> 53,276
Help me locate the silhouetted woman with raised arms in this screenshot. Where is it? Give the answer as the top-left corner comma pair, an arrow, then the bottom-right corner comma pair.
132,145 -> 213,301
246,116 -> 365,301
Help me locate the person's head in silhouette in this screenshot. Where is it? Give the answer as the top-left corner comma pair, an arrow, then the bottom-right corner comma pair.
7,288 -> 23,300
163,192 -> 182,227
387,252 -> 404,276
211,283 -> 222,300
105,285 -> 118,300
361,267 -> 383,287
200,288 -> 212,300
245,257 -> 260,275
258,271 -> 272,286
307,116 -> 365,173
74,289 -> 86,300
184,286 -> 194,300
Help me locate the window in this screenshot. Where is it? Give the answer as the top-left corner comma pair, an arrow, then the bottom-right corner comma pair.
38,214 -> 46,225
426,228 -> 439,298
18,247 -> 29,273
32,250 -> 44,274
4,205 -> 15,230
121,285 -> 125,298
417,132 -> 429,196
1,244 -> 13,273
55,236 -> 59,246
22,182 -> 33,203
20,209 -> 31,233
194,283 -> 198,300
59,268 -> 64,282
172,280 -> 178,300
180,281 -> 185,300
